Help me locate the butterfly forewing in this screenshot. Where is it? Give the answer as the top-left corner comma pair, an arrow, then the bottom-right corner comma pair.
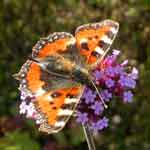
75,20 -> 119,66
36,86 -> 83,134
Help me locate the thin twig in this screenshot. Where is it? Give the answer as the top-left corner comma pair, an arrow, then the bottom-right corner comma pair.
83,125 -> 96,150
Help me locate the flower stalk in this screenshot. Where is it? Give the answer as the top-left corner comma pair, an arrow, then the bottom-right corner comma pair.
83,125 -> 96,150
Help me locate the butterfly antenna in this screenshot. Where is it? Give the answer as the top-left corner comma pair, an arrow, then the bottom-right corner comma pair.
89,77 -> 108,109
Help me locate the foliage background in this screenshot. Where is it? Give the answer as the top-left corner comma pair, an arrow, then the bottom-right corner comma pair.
0,0 -> 149,149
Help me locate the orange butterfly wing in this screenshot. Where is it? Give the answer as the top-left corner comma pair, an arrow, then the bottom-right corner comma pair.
75,20 -> 119,65
32,32 -> 76,59
16,60 -> 83,134
35,87 -> 83,133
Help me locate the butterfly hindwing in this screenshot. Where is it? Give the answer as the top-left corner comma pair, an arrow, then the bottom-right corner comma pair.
75,20 -> 119,65
35,87 -> 83,133
16,60 -> 84,133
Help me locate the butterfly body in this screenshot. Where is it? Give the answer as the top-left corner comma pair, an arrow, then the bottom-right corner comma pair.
15,20 -> 119,134
36,55 -> 92,86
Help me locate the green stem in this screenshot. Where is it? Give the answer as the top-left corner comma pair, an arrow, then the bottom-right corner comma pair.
83,125 -> 96,150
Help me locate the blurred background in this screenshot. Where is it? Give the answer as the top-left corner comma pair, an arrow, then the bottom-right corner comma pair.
0,0 -> 149,149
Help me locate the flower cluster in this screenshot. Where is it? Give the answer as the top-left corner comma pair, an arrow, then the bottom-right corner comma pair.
19,92 -> 37,119
19,92 -> 46,125
76,50 -> 138,132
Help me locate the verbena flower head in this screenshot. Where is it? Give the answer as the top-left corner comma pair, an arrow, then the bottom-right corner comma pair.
76,50 -> 138,132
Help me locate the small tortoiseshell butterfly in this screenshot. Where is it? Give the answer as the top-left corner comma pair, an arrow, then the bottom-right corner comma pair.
15,20 -> 119,134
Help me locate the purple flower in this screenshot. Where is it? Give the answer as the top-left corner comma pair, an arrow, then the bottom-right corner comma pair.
82,88 -> 96,104
93,70 -> 104,81
129,67 -> 138,79
101,90 -> 112,102
19,101 -> 28,114
97,117 -> 109,129
105,67 -> 116,77
119,75 -> 136,89
105,65 -> 123,78
20,91 -> 32,101
19,101 -> 37,119
123,91 -> 133,103
105,78 -> 115,88
114,65 -> 124,75
91,117 -> 109,131
26,102 -> 36,118
112,49 -> 120,55
91,101 -> 104,115
76,112 -> 88,125
121,60 -> 128,66
103,55 -> 116,66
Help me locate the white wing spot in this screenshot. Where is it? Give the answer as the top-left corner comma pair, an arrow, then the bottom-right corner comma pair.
110,27 -> 118,34
21,73 -> 25,77
47,95 -> 53,102
22,79 -> 26,83
95,47 -> 104,55
101,35 -> 112,44
54,121 -> 66,127
35,88 -> 46,96
66,38 -> 76,45
79,38 -> 88,44
58,109 -> 73,116
65,98 -> 77,104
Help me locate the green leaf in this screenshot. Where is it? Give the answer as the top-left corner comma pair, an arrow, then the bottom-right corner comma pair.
0,130 -> 40,150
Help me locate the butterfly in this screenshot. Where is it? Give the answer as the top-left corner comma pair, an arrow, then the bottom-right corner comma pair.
15,20 -> 119,134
